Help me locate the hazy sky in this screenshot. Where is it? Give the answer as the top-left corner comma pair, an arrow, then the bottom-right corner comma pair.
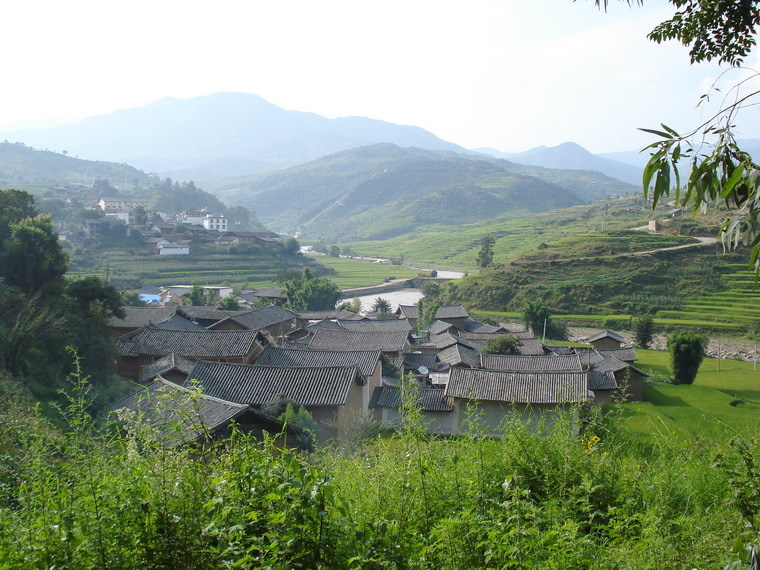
2,0 -> 759,154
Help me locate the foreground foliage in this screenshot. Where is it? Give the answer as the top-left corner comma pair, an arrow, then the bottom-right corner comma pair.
1,372 -> 758,568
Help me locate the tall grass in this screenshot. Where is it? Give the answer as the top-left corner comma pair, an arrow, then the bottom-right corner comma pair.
0,369 -> 758,568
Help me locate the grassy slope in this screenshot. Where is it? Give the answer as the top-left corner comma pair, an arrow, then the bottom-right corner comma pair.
343,194 -> 655,269
623,349 -> 760,440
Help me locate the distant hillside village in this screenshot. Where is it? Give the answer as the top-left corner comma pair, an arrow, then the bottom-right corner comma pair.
109,300 -> 644,446
52,183 -> 281,255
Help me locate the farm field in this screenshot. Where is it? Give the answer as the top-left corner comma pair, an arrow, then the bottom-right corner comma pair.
341,195 -> 658,269
66,247 -> 427,291
624,349 -> 760,440
303,254 -> 420,289
66,247 -> 326,289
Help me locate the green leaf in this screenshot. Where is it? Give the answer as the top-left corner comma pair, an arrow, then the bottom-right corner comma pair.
721,165 -> 745,197
639,127 -> 674,139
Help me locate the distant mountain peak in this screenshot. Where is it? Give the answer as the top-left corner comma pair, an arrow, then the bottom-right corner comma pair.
0,92 -> 465,181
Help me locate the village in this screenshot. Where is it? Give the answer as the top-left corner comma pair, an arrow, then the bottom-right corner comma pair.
109,298 -> 645,445
52,186 -> 281,255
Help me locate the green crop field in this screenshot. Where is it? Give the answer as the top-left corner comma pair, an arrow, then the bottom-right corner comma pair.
341,195 -> 660,269
302,254 -> 421,289
623,349 -> 760,440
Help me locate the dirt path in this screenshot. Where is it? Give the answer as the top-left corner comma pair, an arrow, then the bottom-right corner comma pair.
631,235 -> 718,255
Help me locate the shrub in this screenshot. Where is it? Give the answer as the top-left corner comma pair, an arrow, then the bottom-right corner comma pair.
634,315 -> 656,348
667,330 -> 706,384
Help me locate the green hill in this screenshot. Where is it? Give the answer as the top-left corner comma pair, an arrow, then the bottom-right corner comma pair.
214,144 -> 635,242
0,141 -> 157,187
440,229 -> 748,318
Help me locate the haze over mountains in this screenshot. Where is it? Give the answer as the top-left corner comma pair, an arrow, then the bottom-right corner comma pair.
0,92 -> 644,184
214,144 -> 635,241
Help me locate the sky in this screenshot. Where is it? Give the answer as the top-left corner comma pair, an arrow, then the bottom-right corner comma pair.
2,0 -> 759,154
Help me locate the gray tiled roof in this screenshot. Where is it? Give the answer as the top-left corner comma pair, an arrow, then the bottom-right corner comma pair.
430,332 -> 476,350
308,330 -> 409,353
462,319 -> 506,334
429,320 -> 455,336
153,314 -> 207,332
396,305 -> 419,319
140,354 -> 197,382
109,377 -> 251,444
437,344 -> 479,368
306,319 -> 347,332
589,370 -> 618,390
435,305 -> 470,319
369,386 -> 453,412
118,327 -> 264,358
459,331 -> 511,341
588,330 -> 626,344
297,309 -> 363,321
591,355 -> 630,373
517,337 -> 546,356
187,361 -> 364,407
480,353 -> 583,372
573,348 -> 605,365
175,306 -> 248,324
255,346 -> 381,377
110,306 -> 177,329
226,305 -> 297,331
403,352 -> 438,371
598,348 -> 639,362
445,368 -> 589,404
337,319 -> 412,332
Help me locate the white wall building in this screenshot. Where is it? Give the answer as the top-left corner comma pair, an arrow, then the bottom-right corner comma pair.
202,214 -> 228,232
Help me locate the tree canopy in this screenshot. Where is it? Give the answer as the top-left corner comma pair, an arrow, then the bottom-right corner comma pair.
279,268 -> 341,311
476,234 -> 494,268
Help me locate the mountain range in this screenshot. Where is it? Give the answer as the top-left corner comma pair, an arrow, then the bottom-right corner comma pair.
213,143 -> 635,241
1,92 -> 643,185
479,142 -> 643,186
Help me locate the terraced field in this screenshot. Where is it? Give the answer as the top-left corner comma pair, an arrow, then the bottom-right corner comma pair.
655,263 -> 760,330
67,247 -> 327,289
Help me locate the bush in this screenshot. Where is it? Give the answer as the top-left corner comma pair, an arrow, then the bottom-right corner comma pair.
634,315 -> 656,349
667,330 -> 706,384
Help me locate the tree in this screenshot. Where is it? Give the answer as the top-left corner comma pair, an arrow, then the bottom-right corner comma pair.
596,1 -> 760,66
281,268 -> 341,311
218,296 -> 240,310
416,299 -> 440,332
476,234 -> 495,268
667,331 -> 706,385
420,281 -> 440,299
328,245 -> 340,258
597,1 -> 760,276
65,276 -> 125,320
1,215 -> 68,296
633,314 -> 656,349
522,301 -> 551,337
182,284 -> 213,306
0,189 -> 37,244
480,335 -> 521,355
372,297 -> 392,314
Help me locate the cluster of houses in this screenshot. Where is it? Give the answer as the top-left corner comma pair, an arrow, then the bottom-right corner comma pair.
56,194 -> 283,255
109,302 -> 644,446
